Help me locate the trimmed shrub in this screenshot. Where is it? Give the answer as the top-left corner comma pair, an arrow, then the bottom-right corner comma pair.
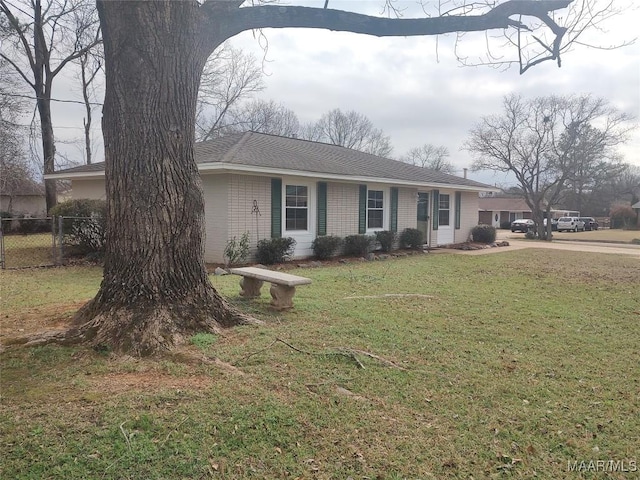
224,232 -> 250,266
375,230 -> 396,253
312,235 -> 342,260
399,228 -> 423,249
343,234 -> 374,257
50,199 -> 106,254
471,224 -> 496,244
500,220 -> 512,229
255,237 -> 296,265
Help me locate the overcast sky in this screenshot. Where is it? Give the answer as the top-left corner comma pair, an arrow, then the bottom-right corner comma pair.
47,0 -> 640,187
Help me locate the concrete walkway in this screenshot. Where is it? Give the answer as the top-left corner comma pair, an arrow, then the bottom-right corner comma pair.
441,231 -> 640,258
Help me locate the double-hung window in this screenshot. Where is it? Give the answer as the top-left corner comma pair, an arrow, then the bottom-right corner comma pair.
438,194 -> 450,226
367,190 -> 384,229
285,185 -> 308,231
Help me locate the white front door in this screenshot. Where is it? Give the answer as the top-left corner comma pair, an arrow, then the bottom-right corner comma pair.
283,180 -> 315,258
437,193 -> 454,245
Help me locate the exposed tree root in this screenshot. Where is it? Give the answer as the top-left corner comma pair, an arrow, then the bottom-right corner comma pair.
166,348 -> 246,375
1,294 -> 261,357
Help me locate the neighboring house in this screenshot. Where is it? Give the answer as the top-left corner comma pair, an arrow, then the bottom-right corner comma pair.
46,131 -> 494,262
478,197 -> 532,228
0,182 -> 46,217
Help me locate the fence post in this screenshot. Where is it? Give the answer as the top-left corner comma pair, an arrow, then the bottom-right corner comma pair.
51,217 -> 57,266
0,222 -> 5,270
58,216 -> 64,265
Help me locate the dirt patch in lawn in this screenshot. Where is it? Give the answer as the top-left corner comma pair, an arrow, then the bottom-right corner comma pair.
86,371 -> 216,395
0,300 -> 87,340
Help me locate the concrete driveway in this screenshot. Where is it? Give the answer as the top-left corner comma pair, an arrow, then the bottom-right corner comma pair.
444,230 -> 640,258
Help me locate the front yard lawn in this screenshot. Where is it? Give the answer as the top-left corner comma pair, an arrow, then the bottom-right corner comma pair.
1,250 -> 638,479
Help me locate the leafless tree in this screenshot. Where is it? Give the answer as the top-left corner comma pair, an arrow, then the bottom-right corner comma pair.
76,43 -> 103,165
467,94 -> 632,239
401,144 -> 455,173
573,162 -> 640,216
36,0 -> 625,355
0,61 -> 38,209
221,99 -> 300,137
0,0 -> 101,211
196,44 -> 264,141
303,108 -> 393,157
447,0 -> 635,73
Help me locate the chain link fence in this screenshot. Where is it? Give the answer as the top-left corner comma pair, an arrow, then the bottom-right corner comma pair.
0,216 -> 104,269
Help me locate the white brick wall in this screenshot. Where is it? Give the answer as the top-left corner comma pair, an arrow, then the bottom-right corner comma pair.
70,174 -> 482,261
71,179 -> 106,200
202,174 -> 229,264
454,191 -> 479,243
326,182 -> 360,236
397,187 -> 418,232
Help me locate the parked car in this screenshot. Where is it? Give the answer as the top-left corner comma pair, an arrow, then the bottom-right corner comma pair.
511,219 -> 535,233
579,217 -> 599,231
557,217 -> 585,232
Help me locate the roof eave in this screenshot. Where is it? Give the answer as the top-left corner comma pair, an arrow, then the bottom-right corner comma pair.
44,171 -> 105,180
45,162 -> 496,192
198,163 -> 496,192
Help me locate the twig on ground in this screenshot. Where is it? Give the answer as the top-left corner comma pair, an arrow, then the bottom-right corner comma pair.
235,337 -> 405,370
343,293 -> 434,300
160,416 -> 190,447
119,421 -> 132,451
336,348 -> 406,370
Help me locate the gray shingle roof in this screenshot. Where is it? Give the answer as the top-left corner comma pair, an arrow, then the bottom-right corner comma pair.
53,131 -> 492,190
479,197 -> 531,212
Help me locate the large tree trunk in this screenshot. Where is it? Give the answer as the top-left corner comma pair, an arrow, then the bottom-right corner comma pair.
72,1 -> 253,356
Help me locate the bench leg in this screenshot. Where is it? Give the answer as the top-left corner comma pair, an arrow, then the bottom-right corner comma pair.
270,284 -> 296,310
239,277 -> 263,298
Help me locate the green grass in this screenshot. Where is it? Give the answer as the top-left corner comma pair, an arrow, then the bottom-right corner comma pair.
0,265 -> 102,311
545,229 -> 640,243
1,250 -> 639,479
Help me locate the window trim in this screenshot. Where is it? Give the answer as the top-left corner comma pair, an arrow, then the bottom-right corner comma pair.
438,193 -> 451,227
365,186 -> 388,233
284,184 -> 310,232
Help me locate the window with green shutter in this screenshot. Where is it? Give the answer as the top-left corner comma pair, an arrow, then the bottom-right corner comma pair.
358,184 -> 367,234
390,187 -> 398,233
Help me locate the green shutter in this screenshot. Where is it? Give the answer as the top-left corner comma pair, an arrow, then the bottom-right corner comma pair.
390,187 -> 398,233
358,184 -> 367,234
271,178 -> 282,238
455,191 -> 462,229
432,189 -> 439,231
317,181 -> 327,236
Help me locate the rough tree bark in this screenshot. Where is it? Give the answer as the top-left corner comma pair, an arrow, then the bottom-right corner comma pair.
70,1 -> 253,355
61,0 -> 578,355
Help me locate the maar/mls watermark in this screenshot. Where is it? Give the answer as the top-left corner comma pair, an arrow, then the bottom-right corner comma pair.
567,459 -> 637,473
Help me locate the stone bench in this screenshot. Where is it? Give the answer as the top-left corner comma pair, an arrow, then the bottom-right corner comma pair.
229,266 -> 312,310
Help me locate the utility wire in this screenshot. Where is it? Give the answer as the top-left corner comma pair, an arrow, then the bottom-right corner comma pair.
1,92 -> 103,107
